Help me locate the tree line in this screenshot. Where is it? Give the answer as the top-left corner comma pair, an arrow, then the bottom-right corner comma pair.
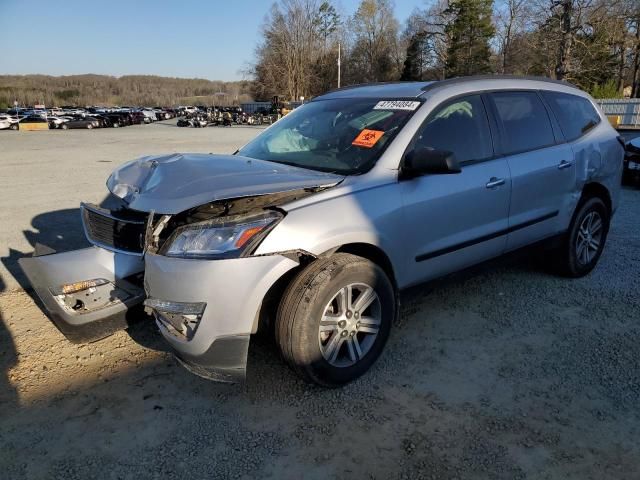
250,0 -> 640,101
0,74 -> 253,108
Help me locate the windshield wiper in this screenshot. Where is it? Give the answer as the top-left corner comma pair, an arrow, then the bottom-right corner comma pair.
263,159 -> 346,175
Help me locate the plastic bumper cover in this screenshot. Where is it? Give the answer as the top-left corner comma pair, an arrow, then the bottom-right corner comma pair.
144,252 -> 298,382
18,247 -> 145,343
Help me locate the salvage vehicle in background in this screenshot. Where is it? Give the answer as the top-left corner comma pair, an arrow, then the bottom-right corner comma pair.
20,76 -> 623,387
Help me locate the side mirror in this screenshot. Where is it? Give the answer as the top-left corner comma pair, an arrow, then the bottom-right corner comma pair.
402,148 -> 461,178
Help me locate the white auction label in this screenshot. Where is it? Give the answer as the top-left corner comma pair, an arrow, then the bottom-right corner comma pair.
373,100 -> 421,111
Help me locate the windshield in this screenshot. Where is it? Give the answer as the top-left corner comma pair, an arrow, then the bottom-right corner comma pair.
238,98 -> 421,174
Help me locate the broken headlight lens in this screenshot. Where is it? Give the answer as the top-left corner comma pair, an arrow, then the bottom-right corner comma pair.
162,210 -> 282,259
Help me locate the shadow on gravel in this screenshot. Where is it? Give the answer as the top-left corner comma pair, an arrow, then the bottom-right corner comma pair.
1,208 -> 88,292
0,274 -> 19,413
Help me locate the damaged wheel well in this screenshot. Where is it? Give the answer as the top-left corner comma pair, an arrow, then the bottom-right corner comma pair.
254,243 -> 397,336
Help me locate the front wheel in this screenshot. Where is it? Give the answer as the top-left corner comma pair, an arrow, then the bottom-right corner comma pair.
61,124 -> 68,130
552,197 -> 610,277
276,253 -> 395,387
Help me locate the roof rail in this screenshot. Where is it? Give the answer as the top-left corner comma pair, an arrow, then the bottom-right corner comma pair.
321,81 -> 425,95
420,75 -> 579,93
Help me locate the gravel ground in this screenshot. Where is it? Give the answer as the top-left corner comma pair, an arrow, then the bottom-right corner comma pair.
1,122 -> 639,479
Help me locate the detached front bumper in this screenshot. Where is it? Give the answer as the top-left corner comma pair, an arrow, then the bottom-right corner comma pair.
144,252 -> 298,382
19,247 -> 145,343
19,245 -> 299,382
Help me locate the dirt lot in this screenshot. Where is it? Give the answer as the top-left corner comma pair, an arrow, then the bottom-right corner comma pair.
1,122 -> 639,479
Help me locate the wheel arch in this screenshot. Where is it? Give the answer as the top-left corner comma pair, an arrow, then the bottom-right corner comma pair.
580,182 -> 612,214
333,243 -> 398,290
255,242 -> 399,336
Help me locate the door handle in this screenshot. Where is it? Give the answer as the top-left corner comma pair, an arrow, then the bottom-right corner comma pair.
557,160 -> 573,170
486,177 -> 505,189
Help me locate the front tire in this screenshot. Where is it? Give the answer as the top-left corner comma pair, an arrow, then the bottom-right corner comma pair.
276,253 -> 395,387
553,197 -> 610,277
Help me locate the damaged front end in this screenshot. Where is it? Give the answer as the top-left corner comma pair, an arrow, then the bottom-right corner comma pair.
20,191 -> 331,380
19,152 -> 341,380
140,189 -> 320,382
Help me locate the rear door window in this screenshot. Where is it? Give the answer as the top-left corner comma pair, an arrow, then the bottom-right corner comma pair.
541,91 -> 600,141
412,94 -> 493,163
490,91 -> 555,154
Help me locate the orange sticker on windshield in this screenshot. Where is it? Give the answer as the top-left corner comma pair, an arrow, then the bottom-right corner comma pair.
352,129 -> 384,148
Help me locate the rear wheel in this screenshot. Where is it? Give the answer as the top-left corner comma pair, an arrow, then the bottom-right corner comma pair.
61,123 -> 68,130
276,253 -> 395,387
87,124 -> 93,129
552,197 -> 610,277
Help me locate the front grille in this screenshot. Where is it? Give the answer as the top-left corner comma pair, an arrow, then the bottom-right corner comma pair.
81,204 -> 147,254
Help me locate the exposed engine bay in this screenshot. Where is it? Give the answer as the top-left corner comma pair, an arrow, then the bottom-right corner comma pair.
86,186 -> 331,257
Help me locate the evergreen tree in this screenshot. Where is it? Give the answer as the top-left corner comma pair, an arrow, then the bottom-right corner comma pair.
401,32 -> 427,81
444,0 -> 495,78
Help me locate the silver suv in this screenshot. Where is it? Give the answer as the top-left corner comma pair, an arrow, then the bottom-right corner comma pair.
21,76 -> 623,386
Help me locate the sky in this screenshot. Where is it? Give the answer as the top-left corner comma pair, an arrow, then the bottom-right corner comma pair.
0,0 -> 424,82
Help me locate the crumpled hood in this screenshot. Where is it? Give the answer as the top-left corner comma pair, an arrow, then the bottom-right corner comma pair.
107,153 -> 344,214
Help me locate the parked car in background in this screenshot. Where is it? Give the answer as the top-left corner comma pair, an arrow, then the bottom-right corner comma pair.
163,108 -> 177,119
105,113 -> 128,127
0,114 -> 20,129
130,111 -> 145,124
46,116 -> 69,128
90,115 -> 113,128
179,105 -> 198,114
624,136 -> 640,185
141,110 -> 156,123
60,117 -> 96,129
0,119 -> 11,130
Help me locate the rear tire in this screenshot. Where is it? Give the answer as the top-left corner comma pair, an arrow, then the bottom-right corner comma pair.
552,197 -> 610,277
275,253 -> 395,387
61,124 -> 68,130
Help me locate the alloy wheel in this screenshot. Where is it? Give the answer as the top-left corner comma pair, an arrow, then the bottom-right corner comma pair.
318,283 -> 381,368
576,211 -> 603,265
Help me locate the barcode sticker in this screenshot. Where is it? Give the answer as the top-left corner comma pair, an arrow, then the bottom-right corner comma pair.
373,100 -> 421,111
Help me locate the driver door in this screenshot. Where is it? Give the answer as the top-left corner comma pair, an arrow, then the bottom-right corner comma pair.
399,94 -> 512,286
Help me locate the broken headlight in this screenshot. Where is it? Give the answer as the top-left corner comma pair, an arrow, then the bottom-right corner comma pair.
160,210 -> 282,259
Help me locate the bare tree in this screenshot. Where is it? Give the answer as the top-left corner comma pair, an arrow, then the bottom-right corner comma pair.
348,0 -> 401,83
494,0 -> 530,74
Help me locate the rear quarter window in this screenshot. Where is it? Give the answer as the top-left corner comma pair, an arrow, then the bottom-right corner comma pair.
542,91 -> 601,142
